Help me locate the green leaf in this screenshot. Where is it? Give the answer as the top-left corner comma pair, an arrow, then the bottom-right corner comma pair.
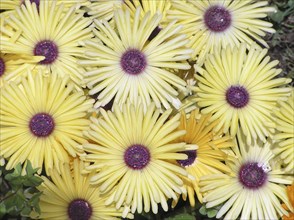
24,187 -> 38,197
207,209 -> 218,218
30,192 -> 42,207
7,193 -> 25,212
270,10 -> 285,23
23,176 -> 43,187
25,161 -> 40,177
11,178 -> 25,187
16,189 -> 26,201
21,205 -> 32,217
0,202 -> 6,219
199,205 -> 207,215
28,189 -> 42,214
25,161 -> 35,176
5,164 -> 22,181
34,203 -> 41,215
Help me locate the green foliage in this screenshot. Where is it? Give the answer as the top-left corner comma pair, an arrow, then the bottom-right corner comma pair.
199,204 -> 222,219
267,0 -> 294,84
269,0 -> 294,23
164,206 -> 196,220
164,213 -> 195,220
0,160 -> 43,219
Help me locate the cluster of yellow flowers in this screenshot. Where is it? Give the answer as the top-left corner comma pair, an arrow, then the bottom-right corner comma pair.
0,0 -> 293,219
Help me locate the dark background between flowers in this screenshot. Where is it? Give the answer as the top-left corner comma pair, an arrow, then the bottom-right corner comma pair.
0,0 -> 293,219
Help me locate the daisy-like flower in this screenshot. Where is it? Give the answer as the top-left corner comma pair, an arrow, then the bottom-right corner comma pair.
0,52 -> 43,87
167,0 -> 276,64
32,158 -> 133,219
79,7 -> 193,110
195,44 -> 292,144
272,89 -> 294,173
1,0 -> 93,86
0,72 -> 94,175
172,110 -> 234,207
81,102 -> 196,215
199,130 -> 294,220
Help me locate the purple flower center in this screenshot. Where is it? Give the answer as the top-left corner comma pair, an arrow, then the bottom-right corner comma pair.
226,86 -> 249,108
68,199 -> 92,220
0,58 -> 5,77
124,145 -> 150,170
177,150 -> 197,167
29,113 -> 55,137
239,162 -> 268,189
34,40 -> 58,65
120,49 -> 147,75
204,5 -> 231,32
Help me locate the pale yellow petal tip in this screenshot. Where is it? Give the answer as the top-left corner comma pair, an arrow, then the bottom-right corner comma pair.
0,157 -> 5,166
188,174 -> 195,181
186,144 -> 198,150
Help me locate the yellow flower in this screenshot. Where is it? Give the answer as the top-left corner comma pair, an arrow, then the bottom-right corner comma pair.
273,89 -> 294,173
79,7 -> 193,110
200,130 -> 294,220
0,72 -> 94,175
1,0 -> 93,87
32,158 -> 133,219
82,103 -> 196,215
172,110 -> 234,207
167,0 -> 276,64
195,44 -> 292,144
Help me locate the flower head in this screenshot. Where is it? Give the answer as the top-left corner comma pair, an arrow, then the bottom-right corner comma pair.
0,72 -> 94,174
82,102 -> 196,215
200,130 -> 294,220
167,0 -> 276,64
32,158 -> 132,219
195,44 -> 292,144
1,0 -> 93,87
79,7 -> 193,110
172,110 -> 234,206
